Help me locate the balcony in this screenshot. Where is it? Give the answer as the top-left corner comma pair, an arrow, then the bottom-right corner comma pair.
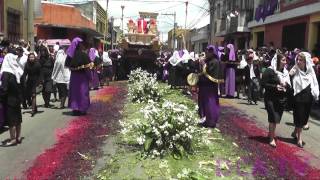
220,18 -> 226,32
228,12 -> 250,33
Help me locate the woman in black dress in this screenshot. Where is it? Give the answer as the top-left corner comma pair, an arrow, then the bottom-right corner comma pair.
261,53 -> 291,147
24,53 -> 41,116
0,49 -> 24,145
289,52 -> 319,148
39,46 -> 54,107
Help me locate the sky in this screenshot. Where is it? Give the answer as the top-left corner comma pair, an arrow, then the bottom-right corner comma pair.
97,0 -> 210,42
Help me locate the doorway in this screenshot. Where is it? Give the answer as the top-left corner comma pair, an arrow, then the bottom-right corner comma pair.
256,31 -> 264,48
282,23 -> 306,50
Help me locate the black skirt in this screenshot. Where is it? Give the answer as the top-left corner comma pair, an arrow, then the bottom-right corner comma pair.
293,86 -> 313,128
293,102 -> 312,128
42,80 -> 54,93
5,105 -> 22,127
265,97 -> 285,124
56,83 -> 68,99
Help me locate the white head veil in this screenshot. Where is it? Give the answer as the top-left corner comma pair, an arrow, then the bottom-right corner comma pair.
291,52 -> 319,100
0,53 -> 23,84
269,53 -> 291,87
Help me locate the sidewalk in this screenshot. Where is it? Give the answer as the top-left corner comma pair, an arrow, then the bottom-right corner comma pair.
310,105 -> 320,121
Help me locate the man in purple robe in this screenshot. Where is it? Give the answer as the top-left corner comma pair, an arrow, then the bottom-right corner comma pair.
198,45 -> 224,128
65,37 -> 92,116
225,44 -> 236,98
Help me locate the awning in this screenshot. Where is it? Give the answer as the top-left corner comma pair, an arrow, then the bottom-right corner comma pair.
40,39 -> 71,46
35,24 -> 103,38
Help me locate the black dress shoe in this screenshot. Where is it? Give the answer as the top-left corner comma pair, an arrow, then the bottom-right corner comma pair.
198,122 -> 215,129
291,132 -> 297,140
72,110 -> 81,116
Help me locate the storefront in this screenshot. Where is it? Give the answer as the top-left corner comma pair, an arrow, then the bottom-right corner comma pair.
250,26 -> 265,49
308,12 -> 320,51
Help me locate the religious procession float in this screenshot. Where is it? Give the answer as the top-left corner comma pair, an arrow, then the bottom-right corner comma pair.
119,12 -> 161,74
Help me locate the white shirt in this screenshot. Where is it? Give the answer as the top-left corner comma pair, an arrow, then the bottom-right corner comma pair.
250,64 -> 256,79
54,44 -> 60,52
51,50 -> 70,84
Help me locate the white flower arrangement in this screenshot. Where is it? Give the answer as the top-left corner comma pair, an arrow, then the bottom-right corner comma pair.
128,68 -> 164,103
132,100 -> 208,157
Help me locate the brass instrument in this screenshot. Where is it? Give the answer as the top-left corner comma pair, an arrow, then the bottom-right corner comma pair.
187,64 -> 224,86
69,62 -> 94,71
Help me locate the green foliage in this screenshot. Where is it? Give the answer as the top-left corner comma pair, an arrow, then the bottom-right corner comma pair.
97,83 -> 253,179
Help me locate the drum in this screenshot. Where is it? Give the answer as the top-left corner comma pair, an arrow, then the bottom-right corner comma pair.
187,73 -> 199,86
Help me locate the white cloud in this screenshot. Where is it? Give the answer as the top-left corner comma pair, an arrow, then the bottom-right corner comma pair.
98,0 -> 209,42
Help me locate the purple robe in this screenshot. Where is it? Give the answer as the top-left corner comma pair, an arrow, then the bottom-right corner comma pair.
68,70 -> 90,112
225,44 -> 236,97
88,48 -> 100,89
198,77 -> 220,128
90,70 -> 100,89
225,68 -> 236,96
162,63 -> 169,81
178,50 -> 184,58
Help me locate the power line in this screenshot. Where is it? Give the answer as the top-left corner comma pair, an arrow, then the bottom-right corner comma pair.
186,1 -> 208,28
189,2 -> 209,11
111,2 -> 183,19
187,11 -> 209,29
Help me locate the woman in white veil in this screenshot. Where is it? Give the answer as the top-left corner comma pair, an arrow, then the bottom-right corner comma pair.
289,52 -> 319,148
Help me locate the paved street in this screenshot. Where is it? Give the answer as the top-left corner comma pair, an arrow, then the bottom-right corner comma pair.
1,85 -> 320,179
221,97 -> 320,158
0,95 -> 73,178
0,83 -> 126,179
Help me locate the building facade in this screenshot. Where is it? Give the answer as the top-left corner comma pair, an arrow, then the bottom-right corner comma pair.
51,0 -> 107,37
34,2 -> 99,45
209,0 -> 255,50
0,0 -> 28,42
248,0 -> 320,51
191,24 -> 209,53
167,28 -> 191,51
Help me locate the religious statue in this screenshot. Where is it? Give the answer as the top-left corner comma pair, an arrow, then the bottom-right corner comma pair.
127,19 -> 136,34
137,18 -> 147,34
148,18 -> 157,35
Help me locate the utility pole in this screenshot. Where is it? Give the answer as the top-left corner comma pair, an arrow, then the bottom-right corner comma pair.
184,1 -> 188,50
173,12 -> 176,50
103,0 -> 109,51
27,0 -> 35,51
161,12 -> 176,50
209,0 -> 215,44
185,1 -> 188,29
121,5 -> 125,37
110,16 -> 114,49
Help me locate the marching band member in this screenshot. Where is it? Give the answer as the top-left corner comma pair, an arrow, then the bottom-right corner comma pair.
198,45 -> 224,128
65,37 -> 92,116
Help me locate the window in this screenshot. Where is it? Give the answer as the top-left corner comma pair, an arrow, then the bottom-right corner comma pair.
282,23 -> 306,50
217,4 -> 221,19
0,0 -> 4,33
7,11 -> 20,42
